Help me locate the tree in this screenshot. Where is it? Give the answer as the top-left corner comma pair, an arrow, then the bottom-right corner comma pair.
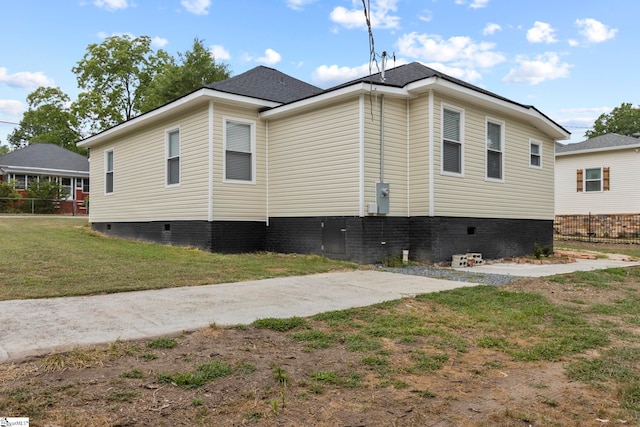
72,35 -> 170,133
0,181 -> 20,213
140,39 -> 231,112
585,102 -> 640,139
7,87 -> 81,152
0,145 -> 9,155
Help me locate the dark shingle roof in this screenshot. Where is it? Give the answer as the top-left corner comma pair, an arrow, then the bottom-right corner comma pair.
556,133 -> 640,154
206,66 -> 324,104
0,143 -> 89,173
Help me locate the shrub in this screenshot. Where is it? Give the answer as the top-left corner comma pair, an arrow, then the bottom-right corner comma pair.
0,181 -> 20,212
23,180 -> 67,214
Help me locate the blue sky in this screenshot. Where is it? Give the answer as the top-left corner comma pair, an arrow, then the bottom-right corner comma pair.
0,0 -> 636,146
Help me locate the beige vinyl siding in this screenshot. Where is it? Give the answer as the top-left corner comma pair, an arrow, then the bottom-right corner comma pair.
432,95 -> 555,220
363,95 -> 408,216
408,95 -> 431,216
267,98 -> 361,217
88,105 -> 210,222
555,149 -> 640,215
212,104 -> 266,221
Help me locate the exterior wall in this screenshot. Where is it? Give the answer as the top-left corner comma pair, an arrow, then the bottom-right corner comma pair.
212,104 -> 267,221
555,148 -> 640,215
430,94 -> 555,220
408,95 -> 431,216
363,95 -> 409,216
267,99 -> 361,217
89,105 -> 211,222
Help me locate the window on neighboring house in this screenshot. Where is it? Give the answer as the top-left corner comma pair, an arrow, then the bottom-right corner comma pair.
12,174 -> 26,189
61,177 -> 72,198
486,120 -> 504,180
442,107 -> 463,174
105,149 -> 114,194
577,167 -> 610,192
27,175 -> 38,188
530,141 -> 541,167
224,118 -> 255,182
82,178 -> 90,193
167,129 -> 180,185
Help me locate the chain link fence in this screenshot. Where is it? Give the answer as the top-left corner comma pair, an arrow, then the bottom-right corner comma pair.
0,197 -> 88,215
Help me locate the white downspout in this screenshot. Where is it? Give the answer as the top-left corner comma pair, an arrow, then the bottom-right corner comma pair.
428,89 -> 434,217
359,94 -> 365,217
208,100 -> 214,222
266,120 -> 269,226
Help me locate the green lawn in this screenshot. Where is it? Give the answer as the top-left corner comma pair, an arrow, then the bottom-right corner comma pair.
0,217 -> 356,300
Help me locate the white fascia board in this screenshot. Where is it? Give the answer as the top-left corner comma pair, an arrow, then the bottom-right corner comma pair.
1,166 -> 90,177
260,83 -> 409,120
406,77 -> 570,141
78,89 -> 280,148
556,144 -> 640,156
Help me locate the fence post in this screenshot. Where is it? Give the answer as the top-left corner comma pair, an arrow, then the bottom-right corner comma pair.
588,212 -> 592,242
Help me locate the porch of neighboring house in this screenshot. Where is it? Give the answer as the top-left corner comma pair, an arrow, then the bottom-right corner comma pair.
1,173 -> 89,215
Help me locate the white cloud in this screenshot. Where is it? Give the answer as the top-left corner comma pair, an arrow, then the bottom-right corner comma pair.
455,0 -> 490,8
418,10 -> 433,23
252,49 -> 282,65
97,31 -> 135,40
93,0 -> 128,11
483,23 -> 501,36
0,100 -> 24,117
286,0 -> 316,11
568,39 -> 579,47
151,37 -> 168,48
181,0 -> 210,15
312,63 -> 373,87
330,0 -> 400,30
576,18 -> 617,43
0,68 -> 55,90
423,63 -> 482,82
211,45 -> 231,61
527,21 -> 557,44
396,32 -> 505,69
503,52 -> 571,85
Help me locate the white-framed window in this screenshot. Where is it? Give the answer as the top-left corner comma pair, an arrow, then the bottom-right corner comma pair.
486,118 -> 505,181
76,178 -> 90,193
166,128 -> 180,186
530,140 -> 542,168
10,174 -> 26,189
223,117 -> 255,184
105,149 -> 114,194
585,167 -> 602,192
441,105 -> 464,175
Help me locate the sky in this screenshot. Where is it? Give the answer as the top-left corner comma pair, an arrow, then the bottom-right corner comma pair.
1,0 -> 637,147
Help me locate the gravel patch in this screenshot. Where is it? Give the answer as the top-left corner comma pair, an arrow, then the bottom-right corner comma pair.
379,265 -> 516,286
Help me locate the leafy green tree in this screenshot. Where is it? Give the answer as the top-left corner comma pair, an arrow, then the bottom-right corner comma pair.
0,181 -> 21,212
140,39 -> 231,112
7,87 -> 81,152
72,35 -> 171,133
585,102 -> 640,139
0,145 -> 9,155
23,180 -> 67,214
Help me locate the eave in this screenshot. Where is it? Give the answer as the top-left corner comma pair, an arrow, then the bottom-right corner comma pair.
556,144 -> 640,156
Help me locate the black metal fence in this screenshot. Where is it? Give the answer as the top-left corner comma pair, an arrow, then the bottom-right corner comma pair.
554,213 -> 640,244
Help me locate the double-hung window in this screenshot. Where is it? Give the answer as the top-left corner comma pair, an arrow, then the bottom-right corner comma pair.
530,141 -> 541,167
442,106 -> 463,174
585,168 -> 602,192
486,119 -> 504,180
167,129 -> 180,186
105,149 -> 114,194
224,118 -> 255,183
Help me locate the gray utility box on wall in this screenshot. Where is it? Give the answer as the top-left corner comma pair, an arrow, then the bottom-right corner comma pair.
376,182 -> 390,214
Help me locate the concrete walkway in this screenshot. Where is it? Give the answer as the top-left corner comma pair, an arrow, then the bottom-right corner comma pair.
0,271 -> 474,363
2,257 -> 638,363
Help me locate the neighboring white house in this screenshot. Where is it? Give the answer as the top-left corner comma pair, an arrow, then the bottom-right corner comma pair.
555,133 -> 640,215
78,63 -> 570,263
555,133 -> 640,240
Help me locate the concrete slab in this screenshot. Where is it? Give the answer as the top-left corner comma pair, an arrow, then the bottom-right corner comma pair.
0,271 -> 474,363
453,258 -> 640,277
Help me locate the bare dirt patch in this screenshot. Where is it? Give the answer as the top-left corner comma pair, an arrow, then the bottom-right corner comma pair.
1,273 -> 639,426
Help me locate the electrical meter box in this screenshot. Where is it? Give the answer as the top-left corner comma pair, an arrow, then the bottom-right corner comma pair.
376,182 -> 390,214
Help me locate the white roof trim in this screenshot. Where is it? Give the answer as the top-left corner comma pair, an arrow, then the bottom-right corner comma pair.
260,83 -> 409,119
78,88 -> 280,148
0,166 -> 89,176
556,143 -> 640,156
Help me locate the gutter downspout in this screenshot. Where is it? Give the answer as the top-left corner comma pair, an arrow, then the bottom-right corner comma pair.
208,100 -> 214,222
359,95 -> 365,217
428,89 -> 434,217
380,94 -> 385,183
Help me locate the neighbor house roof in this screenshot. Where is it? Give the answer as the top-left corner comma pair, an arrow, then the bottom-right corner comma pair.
205,66 -> 323,104
556,133 -> 640,156
0,143 -> 89,177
